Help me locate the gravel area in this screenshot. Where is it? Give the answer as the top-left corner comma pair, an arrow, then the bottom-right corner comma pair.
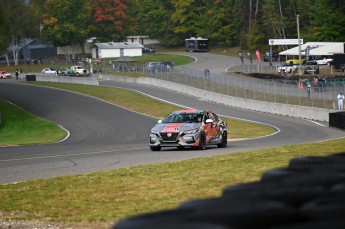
0,219 -> 112,229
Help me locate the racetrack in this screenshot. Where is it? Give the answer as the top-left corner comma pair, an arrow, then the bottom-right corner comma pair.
0,52 -> 344,184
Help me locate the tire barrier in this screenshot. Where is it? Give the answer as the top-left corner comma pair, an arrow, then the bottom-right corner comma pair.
25,74 -> 36,81
113,152 -> 345,229
329,111 -> 345,129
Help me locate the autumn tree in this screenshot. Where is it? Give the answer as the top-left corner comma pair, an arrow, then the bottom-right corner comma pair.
89,0 -> 129,42
43,0 -> 91,54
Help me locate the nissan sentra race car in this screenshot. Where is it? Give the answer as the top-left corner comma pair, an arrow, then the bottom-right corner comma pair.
149,109 -> 228,151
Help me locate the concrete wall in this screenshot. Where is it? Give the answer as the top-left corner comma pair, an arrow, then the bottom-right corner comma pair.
101,75 -> 333,122
35,75 -> 99,86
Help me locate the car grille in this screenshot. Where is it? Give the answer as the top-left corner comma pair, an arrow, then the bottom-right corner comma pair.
160,132 -> 179,142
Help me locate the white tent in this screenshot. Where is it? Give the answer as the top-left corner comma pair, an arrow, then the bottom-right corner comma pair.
279,42 -> 345,56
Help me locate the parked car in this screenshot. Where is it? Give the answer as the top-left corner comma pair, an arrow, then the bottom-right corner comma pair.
145,62 -> 161,71
277,63 -> 297,73
59,68 -> 75,76
303,60 -> 319,74
286,58 -> 305,65
70,66 -> 89,76
142,47 -> 155,53
0,71 -> 11,79
160,61 -> 174,67
149,109 -> 228,151
145,61 -> 174,73
41,68 -> 57,74
264,52 -> 279,62
316,58 -> 333,65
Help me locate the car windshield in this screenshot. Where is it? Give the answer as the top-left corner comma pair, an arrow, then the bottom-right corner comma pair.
163,113 -> 203,123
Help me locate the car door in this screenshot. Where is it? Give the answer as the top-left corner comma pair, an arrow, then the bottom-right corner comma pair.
211,112 -> 222,139
203,111 -> 217,143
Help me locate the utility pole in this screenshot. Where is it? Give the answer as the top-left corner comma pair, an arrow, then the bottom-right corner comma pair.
297,14 -> 302,76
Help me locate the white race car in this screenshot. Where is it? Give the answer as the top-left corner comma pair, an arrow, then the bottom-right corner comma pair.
277,64 -> 297,73
316,58 -> 333,65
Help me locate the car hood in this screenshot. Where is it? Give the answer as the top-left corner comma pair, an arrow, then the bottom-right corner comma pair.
151,123 -> 200,133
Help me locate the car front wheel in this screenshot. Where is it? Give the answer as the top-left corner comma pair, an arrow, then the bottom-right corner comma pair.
197,133 -> 206,150
217,131 -> 228,148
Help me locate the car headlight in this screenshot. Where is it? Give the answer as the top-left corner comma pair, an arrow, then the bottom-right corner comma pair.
184,128 -> 199,134
151,129 -> 158,134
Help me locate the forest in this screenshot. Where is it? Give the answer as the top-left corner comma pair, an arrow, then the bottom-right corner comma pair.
1,0 -> 345,58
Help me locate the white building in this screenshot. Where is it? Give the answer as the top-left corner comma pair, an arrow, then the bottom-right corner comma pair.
279,42 -> 345,57
90,42 -> 144,59
57,36 -> 157,56
126,35 -> 159,45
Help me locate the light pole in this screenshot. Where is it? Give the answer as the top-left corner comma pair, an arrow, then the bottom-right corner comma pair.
297,14 -> 302,76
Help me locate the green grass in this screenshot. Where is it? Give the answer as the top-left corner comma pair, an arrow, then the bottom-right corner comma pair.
0,99 -> 67,145
0,138 -> 344,228
125,53 -> 194,66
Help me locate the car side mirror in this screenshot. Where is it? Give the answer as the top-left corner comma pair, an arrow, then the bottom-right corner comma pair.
158,120 -> 163,124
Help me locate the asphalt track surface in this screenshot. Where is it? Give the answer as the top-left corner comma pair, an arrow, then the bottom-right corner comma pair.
0,52 -> 344,184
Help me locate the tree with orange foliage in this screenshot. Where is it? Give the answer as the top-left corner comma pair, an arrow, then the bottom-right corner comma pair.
89,0 -> 130,42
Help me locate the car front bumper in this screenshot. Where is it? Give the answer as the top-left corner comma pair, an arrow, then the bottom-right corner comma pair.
149,132 -> 201,148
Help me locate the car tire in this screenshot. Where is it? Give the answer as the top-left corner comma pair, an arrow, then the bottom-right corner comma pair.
217,131 -> 227,148
150,146 -> 161,151
197,133 -> 206,150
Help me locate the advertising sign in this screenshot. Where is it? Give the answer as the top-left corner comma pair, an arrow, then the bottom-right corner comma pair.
269,39 -> 303,45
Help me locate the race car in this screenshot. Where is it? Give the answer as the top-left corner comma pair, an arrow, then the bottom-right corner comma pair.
0,71 -> 11,79
149,109 -> 228,151
276,63 -> 297,73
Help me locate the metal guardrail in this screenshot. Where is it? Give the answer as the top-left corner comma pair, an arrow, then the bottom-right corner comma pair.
28,58 -> 344,110
92,62 -> 345,110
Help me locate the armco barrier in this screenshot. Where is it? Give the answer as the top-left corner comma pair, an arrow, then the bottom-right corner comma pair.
35,75 -> 99,86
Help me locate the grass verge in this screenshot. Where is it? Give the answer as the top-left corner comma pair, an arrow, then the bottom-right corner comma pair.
0,99 -> 67,145
0,138 -> 344,228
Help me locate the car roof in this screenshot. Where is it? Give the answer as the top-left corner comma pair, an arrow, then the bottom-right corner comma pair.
171,109 -> 211,114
